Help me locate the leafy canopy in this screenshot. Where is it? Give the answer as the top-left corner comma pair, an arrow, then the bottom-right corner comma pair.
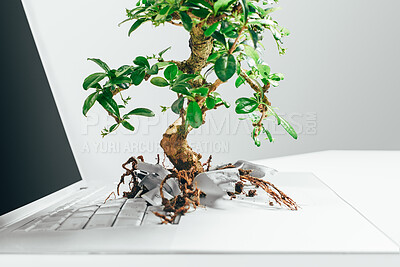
82,0 -> 297,145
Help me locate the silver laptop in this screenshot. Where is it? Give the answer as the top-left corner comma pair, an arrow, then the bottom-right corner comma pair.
0,0 -> 397,255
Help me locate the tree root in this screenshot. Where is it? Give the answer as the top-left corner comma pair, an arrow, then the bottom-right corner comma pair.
111,156 -> 298,224
218,166 -> 299,210
239,169 -> 299,210
116,156 -> 146,199
156,166 -> 203,224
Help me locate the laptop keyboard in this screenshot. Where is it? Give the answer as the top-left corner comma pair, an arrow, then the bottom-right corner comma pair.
15,197 -> 177,232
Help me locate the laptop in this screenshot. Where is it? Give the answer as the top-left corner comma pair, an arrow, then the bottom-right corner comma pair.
0,0 -> 397,255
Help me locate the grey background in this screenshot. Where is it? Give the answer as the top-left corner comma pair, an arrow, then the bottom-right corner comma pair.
174,0 -> 400,162
254,0 -> 400,158
5,0 -> 400,184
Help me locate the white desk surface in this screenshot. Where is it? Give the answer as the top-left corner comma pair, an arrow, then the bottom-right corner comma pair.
1,150 -> 400,266
254,150 -> 400,247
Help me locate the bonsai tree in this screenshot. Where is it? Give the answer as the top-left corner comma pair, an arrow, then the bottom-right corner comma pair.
82,0 -> 298,219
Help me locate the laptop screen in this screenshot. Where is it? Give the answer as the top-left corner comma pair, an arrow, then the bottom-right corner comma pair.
0,1 -> 82,216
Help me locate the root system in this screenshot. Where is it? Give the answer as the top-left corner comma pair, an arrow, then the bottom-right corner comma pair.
110,155 -> 298,224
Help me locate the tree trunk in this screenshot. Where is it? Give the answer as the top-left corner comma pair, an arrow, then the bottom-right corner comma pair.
160,24 -> 213,172
160,117 -> 204,172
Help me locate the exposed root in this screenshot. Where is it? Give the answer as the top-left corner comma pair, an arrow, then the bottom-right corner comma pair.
116,156 -> 144,199
155,166 -> 203,224
104,192 -> 116,203
235,181 -> 244,194
112,156 -> 298,224
218,164 -> 236,170
203,155 -> 212,171
217,165 -> 298,210
247,189 -> 257,197
162,153 -> 167,168
239,170 -> 298,210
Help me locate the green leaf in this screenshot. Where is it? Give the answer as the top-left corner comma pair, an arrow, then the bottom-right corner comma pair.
116,65 -> 132,77
240,0 -> 249,22
187,101 -> 203,128
264,7 -> 281,15
204,22 -> 220,37
171,85 -> 192,96
212,31 -> 226,47
128,19 -> 146,36
235,97 -> 258,114
83,73 -> 107,90
279,116 -> 298,139
191,8 -> 211,18
251,128 -> 261,147
235,76 -> 245,88
126,108 -> 155,117
205,97 -> 216,109
82,91 -> 99,116
267,106 -> 281,125
175,73 -> 197,84
243,45 -> 259,63
164,64 -> 178,81
207,52 -> 221,63
257,64 -> 271,79
248,27 -> 258,48
97,94 -> 120,117
122,120 -> 135,131
262,127 -> 274,142
109,123 -> 119,132
131,68 -> 146,86
269,73 -> 284,81
110,76 -> 132,85
179,12 -> 192,32
191,87 -> 208,96
215,54 -> 236,82
133,56 -> 150,68
214,0 -> 234,14
150,77 -> 169,87
190,0 -> 213,10
155,61 -> 173,68
147,64 -> 159,75
171,97 -> 184,114
158,46 -> 171,57
87,58 -> 110,72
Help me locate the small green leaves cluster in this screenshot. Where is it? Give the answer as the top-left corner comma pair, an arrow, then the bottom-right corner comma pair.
82,0 -> 297,146
235,92 -> 297,146
82,57 -> 157,137
150,62 -> 230,128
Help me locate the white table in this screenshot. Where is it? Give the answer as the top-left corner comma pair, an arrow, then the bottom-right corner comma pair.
254,150 -> 400,246
2,150 -> 399,266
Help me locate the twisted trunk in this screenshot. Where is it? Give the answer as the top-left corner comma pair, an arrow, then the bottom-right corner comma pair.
160,117 -> 204,172
161,24 -> 213,171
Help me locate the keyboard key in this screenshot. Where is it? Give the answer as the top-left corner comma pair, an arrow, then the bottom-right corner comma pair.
14,215 -> 48,232
41,215 -> 69,224
70,211 -> 95,218
142,206 -> 165,225
122,201 -> 147,212
85,214 -> 116,229
118,208 -> 145,220
78,205 -> 100,211
58,217 -> 90,230
31,222 -> 61,231
142,206 -> 180,225
113,217 -> 141,227
141,188 -> 173,206
95,207 -> 120,216
129,197 -> 147,203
